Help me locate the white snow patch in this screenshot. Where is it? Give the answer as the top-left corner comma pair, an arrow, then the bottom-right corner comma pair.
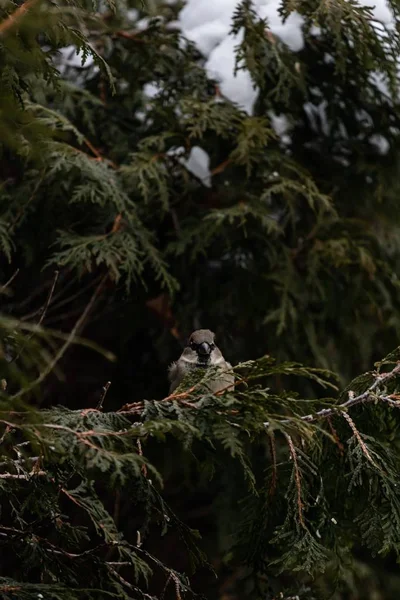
184,146 -> 212,186
179,0 -> 305,114
258,3 -> 304,51
184,21 -> 231,56
369,133 -> 390,154
370,71 -> 391,98
310,24 -> 321,36
269,112 -> 290,136
58,46 -> 94,69
362,0 -> 394,26
303,101 -> 330,136
143,82 -> 162,98
168,146 -> 212,186
205,31 -> 257,114
177,0 -> 396,115
127,9 -> 139,22
179,0 -> 236,32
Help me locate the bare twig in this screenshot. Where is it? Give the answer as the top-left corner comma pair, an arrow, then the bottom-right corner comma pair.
11,270 -> 59,363
11,275 -> 108,399
37,271 -> 59,326
97,381 -> 111,410
9,171 -> 45,230
0,269 -> 19,293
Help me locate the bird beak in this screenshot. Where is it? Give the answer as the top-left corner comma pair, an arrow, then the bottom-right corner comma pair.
197,342 -> 211,356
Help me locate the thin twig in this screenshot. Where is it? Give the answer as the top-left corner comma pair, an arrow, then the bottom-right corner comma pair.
37,271 -> 59,327
264,363 -> 400,427
83,137 -> 118,169
284,433 -> 305,529
11,275 -> 108,399
161,574 -> 173,600
268,430 -> 277,496
0,470 -> 46,479
115,29 -> 147,43
137,438 -> 147,477
0,269 -> 19,292
341,411 -> 380,469
97,381 -> 111,410
0,425 -> 13,444
11,270 -> 59,363
9,171 -> 45,230
327,416 -> 344,455
118,385 -> 198,414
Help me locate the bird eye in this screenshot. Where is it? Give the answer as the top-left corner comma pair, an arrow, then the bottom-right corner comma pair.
190,341 -> 196,349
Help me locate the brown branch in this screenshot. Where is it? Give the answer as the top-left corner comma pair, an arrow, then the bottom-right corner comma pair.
327,416 -> 344,455
210,158 -> 231,176
268,430 -> 277,497
215,373 -> 246,396
61,487 -> 85,509
0,0 -> 39,36
118,385 -> 198,414
83,137 -> 118,169
284,433 -> 305,529
137,438 -> 147,477
161,574 -> 173,600
171,572 -> 183,600
107,565 -> 136,592
114,29 -> 147,43
341,411 -> 380,469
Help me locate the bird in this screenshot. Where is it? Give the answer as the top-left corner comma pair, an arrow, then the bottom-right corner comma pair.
168,329 -> 234,394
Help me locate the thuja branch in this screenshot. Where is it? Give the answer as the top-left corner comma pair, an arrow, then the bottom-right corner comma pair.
265,362 -> 400,428
284,433 -> 305,529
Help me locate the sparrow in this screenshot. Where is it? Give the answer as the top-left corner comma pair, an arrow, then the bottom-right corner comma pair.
168,329 -> 234,394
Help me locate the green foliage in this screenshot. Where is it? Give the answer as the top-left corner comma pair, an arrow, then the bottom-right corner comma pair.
2,347 -> 400,598
2,0 -> 400,598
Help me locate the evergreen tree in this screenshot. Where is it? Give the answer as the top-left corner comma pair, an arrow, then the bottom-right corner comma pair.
1,0 -> 400,598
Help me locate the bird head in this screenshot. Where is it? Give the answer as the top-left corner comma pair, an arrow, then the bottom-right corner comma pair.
186,329 -> 218,367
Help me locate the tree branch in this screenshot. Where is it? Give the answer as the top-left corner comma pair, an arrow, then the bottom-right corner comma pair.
0,0 -> 40,36
264,363 -> 400,427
